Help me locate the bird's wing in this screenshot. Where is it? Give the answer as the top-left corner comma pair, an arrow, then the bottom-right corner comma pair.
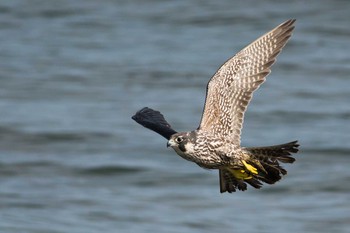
198,19 -> 295,145
132,107 -> 177,140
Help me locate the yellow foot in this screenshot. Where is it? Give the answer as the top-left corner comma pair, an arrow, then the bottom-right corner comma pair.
242,160 -> 258,175
227,168 -> 252,180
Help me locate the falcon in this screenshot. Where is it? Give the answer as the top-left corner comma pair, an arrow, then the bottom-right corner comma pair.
132,19 -> 299,193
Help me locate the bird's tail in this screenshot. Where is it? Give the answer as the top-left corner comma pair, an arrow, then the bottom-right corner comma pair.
219,141 -> 299,193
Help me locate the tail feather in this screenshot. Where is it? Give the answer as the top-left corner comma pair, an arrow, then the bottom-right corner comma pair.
219,141 -> 299,193
246,141 -> 299,163
248,141 -> 299,184
245,177 -> 263,189
258,161 -> 287,184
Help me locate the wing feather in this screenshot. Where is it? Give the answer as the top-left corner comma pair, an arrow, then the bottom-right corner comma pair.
132,107 -> 177,140
198,19 -> 295,145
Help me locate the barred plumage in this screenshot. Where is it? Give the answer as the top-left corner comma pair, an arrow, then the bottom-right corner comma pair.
133,19 -> 299,193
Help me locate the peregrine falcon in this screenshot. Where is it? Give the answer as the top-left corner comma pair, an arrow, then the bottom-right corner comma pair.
132,19 -> 299,193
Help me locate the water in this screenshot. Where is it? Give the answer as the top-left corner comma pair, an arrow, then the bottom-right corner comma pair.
0,0 -> 349,232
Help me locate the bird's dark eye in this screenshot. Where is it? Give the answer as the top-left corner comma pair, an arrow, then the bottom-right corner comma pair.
176,137 -> 183,143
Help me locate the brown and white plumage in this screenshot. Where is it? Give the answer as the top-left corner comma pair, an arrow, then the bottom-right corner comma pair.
132,19 -> 299,193
199,19 -> 296,145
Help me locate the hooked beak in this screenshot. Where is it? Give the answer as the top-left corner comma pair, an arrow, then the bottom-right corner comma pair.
167,139 -> 174,148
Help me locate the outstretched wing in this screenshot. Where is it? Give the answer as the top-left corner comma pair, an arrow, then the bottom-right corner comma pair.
132,107 -> 177,140
198,19 -> 295,145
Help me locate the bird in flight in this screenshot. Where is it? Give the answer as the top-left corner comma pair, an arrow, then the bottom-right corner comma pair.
132,19 -> 299,193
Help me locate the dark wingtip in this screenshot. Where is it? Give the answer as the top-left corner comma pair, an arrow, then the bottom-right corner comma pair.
132,107 -> 177,140
131,107 -> 150,122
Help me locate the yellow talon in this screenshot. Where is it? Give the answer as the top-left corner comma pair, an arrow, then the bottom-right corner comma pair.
226,161 -> 258,180
227,168 -> 252,180
242,160 -> 258,175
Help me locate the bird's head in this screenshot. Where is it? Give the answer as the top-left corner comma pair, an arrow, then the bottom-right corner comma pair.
167,132 -> 196,153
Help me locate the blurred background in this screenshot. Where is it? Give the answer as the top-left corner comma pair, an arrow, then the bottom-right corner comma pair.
0,0 -> 349,232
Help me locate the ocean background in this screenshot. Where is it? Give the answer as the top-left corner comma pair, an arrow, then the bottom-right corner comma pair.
0,0 -> 349,232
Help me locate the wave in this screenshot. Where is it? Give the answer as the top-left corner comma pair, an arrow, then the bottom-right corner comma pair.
301,147 -> 350,156
0,160 -> 68,176
77,165 -> 147,176
0,125 -> 113,144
